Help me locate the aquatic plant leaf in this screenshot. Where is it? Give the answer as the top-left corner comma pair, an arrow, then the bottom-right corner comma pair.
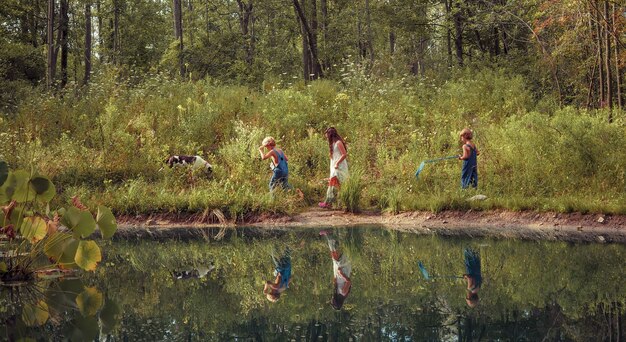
21,301 -> 49,327
44,232 -> 73,261
20,216 -> 47,243
0,261 -> 7,273
29,176 -> 55,202
0,171 -> 18,204
68,316 -> 98,341
75,240 -> 101,271
11,170 -> 36,203
61,207 -> 96,238
99,298 -> 121,334
96,206 -> 117,239
47,278 -> 84,311
44,233 -> 79,268
0,161 -> 7,187
76,287 -> 103,317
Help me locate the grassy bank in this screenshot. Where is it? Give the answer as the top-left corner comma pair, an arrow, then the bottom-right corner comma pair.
2,68 -> 626,218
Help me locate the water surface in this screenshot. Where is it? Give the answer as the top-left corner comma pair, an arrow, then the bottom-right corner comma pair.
2,226 -> 625,341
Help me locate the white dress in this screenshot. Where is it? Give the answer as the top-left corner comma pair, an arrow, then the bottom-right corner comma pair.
333,254 -> 352,296
329,141 -> 349,183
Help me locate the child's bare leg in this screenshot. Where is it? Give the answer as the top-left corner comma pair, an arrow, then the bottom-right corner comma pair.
325,186 -> 336,203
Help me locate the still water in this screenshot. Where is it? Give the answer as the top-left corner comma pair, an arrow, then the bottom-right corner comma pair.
1,226 -> 626,341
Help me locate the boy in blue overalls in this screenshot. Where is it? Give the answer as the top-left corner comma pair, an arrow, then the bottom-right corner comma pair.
458,128 -> 480,189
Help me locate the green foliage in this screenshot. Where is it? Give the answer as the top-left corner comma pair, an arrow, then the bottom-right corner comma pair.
338,169 -> 364,213
0,163 -> 118,283
1,69 -> 626,217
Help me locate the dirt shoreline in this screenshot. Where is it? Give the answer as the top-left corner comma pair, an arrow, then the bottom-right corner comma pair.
116,208 -> 626,244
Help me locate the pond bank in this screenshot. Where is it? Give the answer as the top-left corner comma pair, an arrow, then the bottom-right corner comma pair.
115,208 -> 626,244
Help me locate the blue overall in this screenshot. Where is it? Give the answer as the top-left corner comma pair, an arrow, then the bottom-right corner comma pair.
269,149 -> 291,191
464,248 -> 482,289
272,248 -> 292,289
461,144 -> 478,189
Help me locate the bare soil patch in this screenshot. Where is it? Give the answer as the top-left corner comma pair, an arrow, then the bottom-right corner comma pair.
116,208 -> 626,244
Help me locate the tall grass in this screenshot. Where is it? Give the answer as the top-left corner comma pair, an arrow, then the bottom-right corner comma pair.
2,67 -> 626,217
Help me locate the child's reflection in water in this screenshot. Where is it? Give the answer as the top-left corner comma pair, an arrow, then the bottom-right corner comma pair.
263,247 -> 292,302
463,247 -> 482,308
320,230 -> 352,310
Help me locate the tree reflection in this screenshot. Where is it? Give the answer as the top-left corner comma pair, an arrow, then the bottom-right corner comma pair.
2,227 -> 626,340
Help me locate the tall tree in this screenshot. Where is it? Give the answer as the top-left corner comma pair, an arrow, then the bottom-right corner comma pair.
453,0 -> 463,66
365,0 -> 374,64
173,0 -> 184,76
84,1 -> 92,85
613,3 -> 622,109
59,0 -> 69,88
293,0 -> 323,80
47,0 -> 55,89
604,0 -> 612,115
236,0 -> 255,67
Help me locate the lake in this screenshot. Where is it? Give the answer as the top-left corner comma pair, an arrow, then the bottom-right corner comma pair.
1,226 -> 625,341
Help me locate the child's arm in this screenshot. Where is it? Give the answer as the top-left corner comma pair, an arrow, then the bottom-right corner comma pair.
459,144 -> 471,160
259,147 -> 275,161
334,141 -> 347,168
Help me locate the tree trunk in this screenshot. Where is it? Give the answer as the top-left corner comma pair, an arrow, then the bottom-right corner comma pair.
295,2 -> 311,80
500,25 -> 508,55
236,0 -> 254,67
84,1 -> 92,85
47,0 -> 55,89
31,0 -> 40,47
445,0 -> 452,65
110,0 -> 120,63
59,0 -> 69,88
614,3 -> 622,109
595,5 -> 605,106
173,0 -> 184,77
493,27 -> 500,56
453,0 -> 463,66
96,0 -> 103,62
309,0 -> 321,77
187,0 -> 194,47
293,0 -> 323,80
365,0 -> 374,64
320,0 -> 328,49
604,0 -> 613,116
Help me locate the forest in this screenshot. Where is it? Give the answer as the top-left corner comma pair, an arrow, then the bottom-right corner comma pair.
1,0 -> 625,217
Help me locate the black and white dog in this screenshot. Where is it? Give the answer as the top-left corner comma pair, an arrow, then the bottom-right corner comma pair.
163,155 -> 213,174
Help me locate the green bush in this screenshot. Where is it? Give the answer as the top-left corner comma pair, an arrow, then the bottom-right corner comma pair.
2,68 -> 625,217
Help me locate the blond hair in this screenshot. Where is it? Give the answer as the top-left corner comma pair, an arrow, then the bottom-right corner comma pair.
262,136 -> 276,147
460,128 -> 473,140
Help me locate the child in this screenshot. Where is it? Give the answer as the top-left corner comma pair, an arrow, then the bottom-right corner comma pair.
463,247 -> 482,308
319,127 -> 349,209
263,247 -> 292,302
458,128 -> 479,189
259,136 -> 292,192
320,230 -> 352,310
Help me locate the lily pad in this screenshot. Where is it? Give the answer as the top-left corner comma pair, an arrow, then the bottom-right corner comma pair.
76,287 -> 103,317
20,216 -> 48,243
11,170 -> 36,203
0,161 -> 7,187
96,206 -> 117,239
61,207 -> 96,238
99,299 -> 121,334
75,240 -> 101,271
48,236 -> 80,269
29,176 -> 56,203
44,232 -> 72,262
0,171 -> 17,204
21,301 -> 49,327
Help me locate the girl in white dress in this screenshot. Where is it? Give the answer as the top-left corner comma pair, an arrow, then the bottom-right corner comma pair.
319,127 -> 348,208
